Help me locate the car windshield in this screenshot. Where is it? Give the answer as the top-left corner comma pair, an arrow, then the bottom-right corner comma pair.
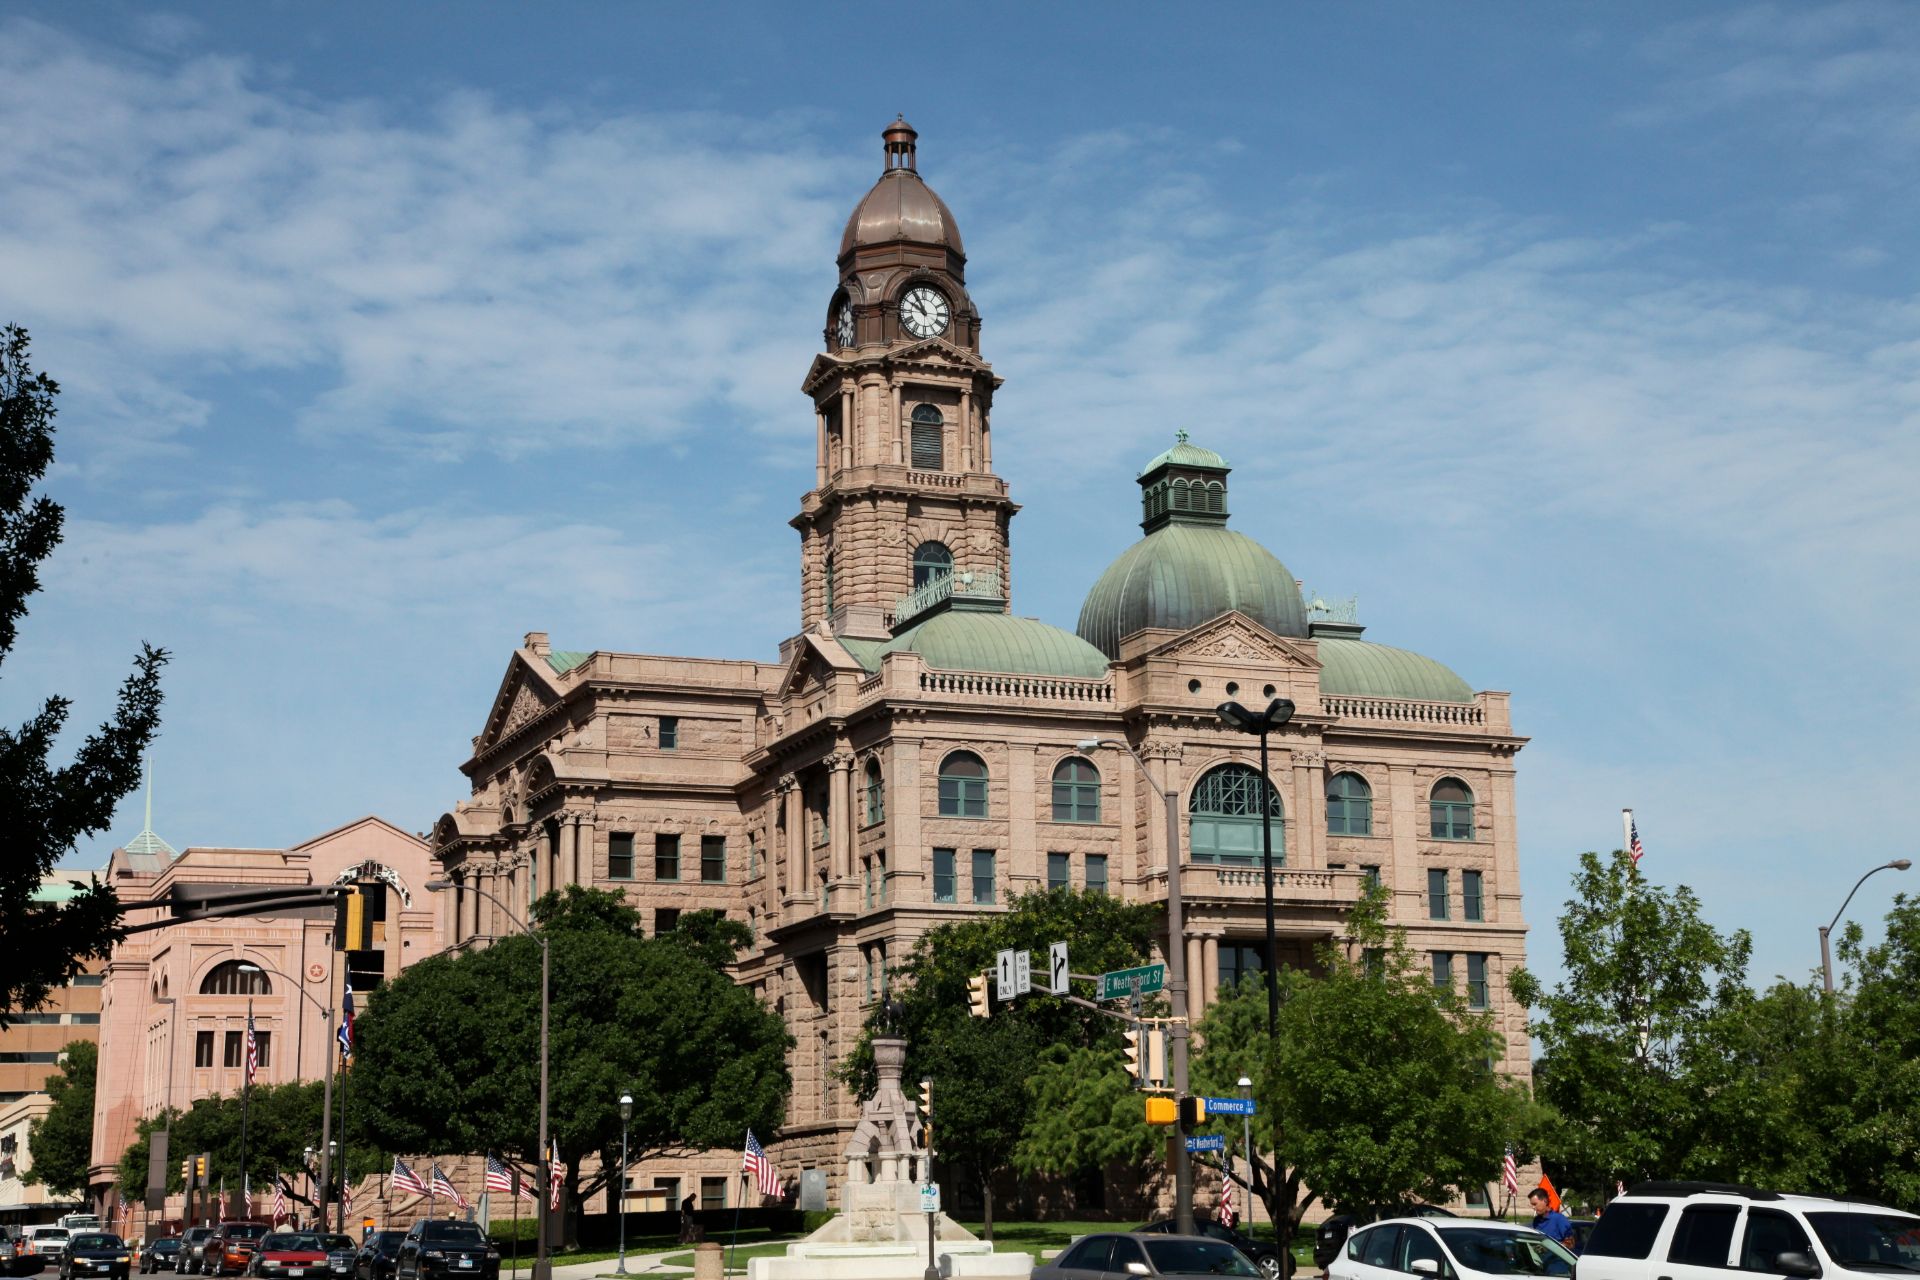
374,1234 -> 406,1247
1805,1213 -> 1920,1272
264,1235 -> 323,1251
228,1225 -> 270,1240
421,1224 -> 486,1244
1439,1227 -> 1576,1276
72,1236 -> 123,1251
1143,1238 -> 1261,1276
38,1230 -> 69,1240
320,1236 -> 355,1251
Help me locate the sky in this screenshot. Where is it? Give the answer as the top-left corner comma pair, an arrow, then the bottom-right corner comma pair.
4,1 -> 1917,996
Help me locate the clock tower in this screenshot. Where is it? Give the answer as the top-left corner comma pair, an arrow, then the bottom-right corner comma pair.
793,118 -> 1016,637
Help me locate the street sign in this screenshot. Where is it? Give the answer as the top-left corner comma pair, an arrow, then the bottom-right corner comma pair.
919,1182 -> 941,1214
1099,963 -> 1167,1001
996,949 -> 1015,1000
1205,1097 -> 1257,1116
1184,1135 -> 1227,1152
1014,949 -> 1032,997
1048,941 -> 1069,995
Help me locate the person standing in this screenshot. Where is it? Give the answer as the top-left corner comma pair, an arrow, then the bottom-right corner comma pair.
1528,1188 -> 1575,1250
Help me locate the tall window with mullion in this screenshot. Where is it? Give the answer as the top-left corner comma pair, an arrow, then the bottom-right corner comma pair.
1086,853 -> 1108,895
607,832 -> 636,880
932,848 -> 957,903
1047,852 -> 1070,891
1427,867 -> 1450,919
865,759 -> 885,824
1432,950 -> 1454,991
1462,869 -> 1485,921
1189,763 -> 1284,864
701,835 -> 726,883
1430,777 -> 1475,840
937,751 -> 989,818
1051,757 -> 1101,823
910,404 -> 945,471
1326,771 -> 1372,836
1465,953 -> 1489,1008
655,833 -> 680,881
971,849 -> 996,905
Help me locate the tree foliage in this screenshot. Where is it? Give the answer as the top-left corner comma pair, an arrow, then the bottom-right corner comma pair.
23,1040 -> 97,1195
351,888 -> 790,1230
0,325 -> 167,1024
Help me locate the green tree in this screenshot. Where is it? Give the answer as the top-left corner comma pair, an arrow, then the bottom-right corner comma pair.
842,888 -> 1163,1236
0,325 -> 167,1024
23,1040 -> 97,1195
1511,850 -> 1752,1200
1823,895 -> 1920,1205
353,886 -> 790,1241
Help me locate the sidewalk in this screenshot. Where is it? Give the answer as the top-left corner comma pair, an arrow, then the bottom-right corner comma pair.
550,1248 -> 697,1280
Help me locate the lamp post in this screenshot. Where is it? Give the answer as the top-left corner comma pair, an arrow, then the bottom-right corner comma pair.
1236,1075 -> 1254,1225
153,995 -> 177,1221
427,879 -> 551,1280
1078,735 -> 1197,1236
304,1148 -> 315,1228
236,953 -> 336,1231
1213,699 -> 1296,1038
615,1093 -> 633,1274
1820,859 -> 1912,994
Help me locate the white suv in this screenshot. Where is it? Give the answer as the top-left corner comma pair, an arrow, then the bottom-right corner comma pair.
1577,1182 -> 1920,1280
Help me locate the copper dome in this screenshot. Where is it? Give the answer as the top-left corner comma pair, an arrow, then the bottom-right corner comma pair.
838,118 -> 965,259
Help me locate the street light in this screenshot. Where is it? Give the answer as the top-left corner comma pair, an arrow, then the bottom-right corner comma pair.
427,878 -> 552,1280
235,953 -> 336,1232
615,1093 -> 633,1274
1213,698 -> 1296,1038
1078,735 -> 1198,1236
1820,859 -> 1912,994
1236,1075 -> 1254,1227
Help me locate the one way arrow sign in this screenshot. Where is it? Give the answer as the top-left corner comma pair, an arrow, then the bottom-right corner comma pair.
1048,941 -> 1069,995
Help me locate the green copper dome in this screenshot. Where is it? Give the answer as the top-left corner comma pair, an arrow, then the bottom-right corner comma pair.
1138,438 -> 1229,475
874,604 -> 1111,678
1316,636 -> 1474,703
1078,523 -> 1308,659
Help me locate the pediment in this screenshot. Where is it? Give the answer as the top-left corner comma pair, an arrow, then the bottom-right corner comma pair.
1145,612 -> 1321,669
473,653 -> 563,758
777,629 -> 865,701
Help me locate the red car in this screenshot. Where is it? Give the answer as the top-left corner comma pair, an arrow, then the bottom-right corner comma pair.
247,1235 -> 329,1280
201,1225 -> 269,1278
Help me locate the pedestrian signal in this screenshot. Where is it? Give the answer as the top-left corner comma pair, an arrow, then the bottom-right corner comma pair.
1178,1095 -> 1208,1128
1145,1096 -> 1177,1125
967,972 -> 990,1019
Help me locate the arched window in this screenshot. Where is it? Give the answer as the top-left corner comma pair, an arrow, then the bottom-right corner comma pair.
823,552 -> 837,615
910,404 -> 945,471
1430,778 -> 1475,840
865,758 -> 885,824
200,961 -> 271,996
1205,481 -> 1226,514
1189,764 -> 1284,865
1051,758 -> 1100,823
912,541 -> 953,590
937,751 -> 988,819
1327,771 -> 1373,836
1171,478 -> 1192,510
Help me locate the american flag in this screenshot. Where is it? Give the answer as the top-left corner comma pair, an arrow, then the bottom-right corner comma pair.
1216,1169 -> 1237,1229
429,1164 -> 469,1209
245,1014 -> 260,1085
742,1130 -> 781,1200
1628,816 -> 1645,865
390,1157 -> 428,1198
486,1155 -> 537,1201
548,1141 -> 563,1211
1501,1146 -> 1521,1198
343,1180 -> 353,1215
337,983 -> 355,1064
272,1176 -> 287,1222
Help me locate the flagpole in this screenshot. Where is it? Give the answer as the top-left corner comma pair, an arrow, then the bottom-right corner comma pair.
728,1169 -> 746,1279
335,1043 -> 350,1233
512,1170 -> 521,1276
239,998 -> 253,1218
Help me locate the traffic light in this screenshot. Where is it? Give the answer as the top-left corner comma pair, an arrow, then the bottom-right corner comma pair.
180,1158 -> 190,1187
1123,1024 -> 1144,1083
967,972 -> 990,1019
1145,1096 -> 1177,1125
195,1153 -> 209,1185
1145,1025 -> 1167,1086
917,1078 -> 933,1150
335,885 -> 368,953
1178,1095 -> 1207,1128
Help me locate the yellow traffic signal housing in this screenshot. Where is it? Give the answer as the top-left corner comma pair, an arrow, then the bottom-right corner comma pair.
917,1078 -> 933,1150
180,1158 -> 190,1186
195,1153 -> 208,1184
1145,1096 -> 1178,1125
1178,1095 -> 1208,1127
967,972 -> 990,1018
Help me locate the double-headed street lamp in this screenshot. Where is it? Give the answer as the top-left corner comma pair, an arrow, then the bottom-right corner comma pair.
615,1093 -> 633,1275
1820,859 -> 1911,994
1214,698 -> 1295,1038
426,879 -> 552,1280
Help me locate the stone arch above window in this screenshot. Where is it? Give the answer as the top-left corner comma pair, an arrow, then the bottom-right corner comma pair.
1051,757 -> 1101,823
1189,763 -> 1283,865
937,750 -> 988,819
912,540 -> 953,589
200,960 -> 271,996
1327,771 -> 1374,837
1430,777 -> 1475,840
910,403 -> 945,471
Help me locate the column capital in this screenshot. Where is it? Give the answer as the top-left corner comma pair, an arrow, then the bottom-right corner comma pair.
826,749 -> 858,773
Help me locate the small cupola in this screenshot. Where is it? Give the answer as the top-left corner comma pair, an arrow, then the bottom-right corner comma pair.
883,115 -> 918,171
1137,430 -> 1230,532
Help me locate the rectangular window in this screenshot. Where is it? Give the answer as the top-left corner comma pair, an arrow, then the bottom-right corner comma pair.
656,908 -> 680,934
195,1031 -> 214,1068
71,974 -> 104,987
1362,864 -> 1382,888
1047,852 -> 1070,891
1427,868 -> 1450,920
865,949 -> 876,1002
655,833 -> 680,880
701,834 -> 726,883
1086,853 -> 1109,896
1466,954 -> 1488,1008
254,1031 -> 271,1068
937,777 -> 987,818
608,833 -> 635,881
811,791 -> 831,846
911,421 -> 944,471
653,1177 -> 680,1210
877,944 -> 888,994
659,717 -> 679,750
223,1031 -> 244,1068
1463,870 -> 1484,921
1584,1204 -> 1670,1260
1431,951 -> 1453,991
971,850 -> 996,905
877,850 -> 888,902
0,1052 -> 58,1064
932,848 -> 956,903
866,769 -> 884,825
1219,943 -> 1265,993
1668,1206 -> 1741,1267
863,857 -> 875,908
700,1176 -> 728,1211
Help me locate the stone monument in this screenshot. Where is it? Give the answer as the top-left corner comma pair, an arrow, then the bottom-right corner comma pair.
747,1037 -> 1032,1280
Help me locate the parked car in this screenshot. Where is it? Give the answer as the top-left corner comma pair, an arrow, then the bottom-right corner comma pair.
138,1240 -> 181,1275
174,1230 -> 215,1275
1036,1231 -> 1260,1279
1136,1218 -> 1294,1279
200,1226 -> 270,1279
1576,1181 -> 1920,1280
393,1224 -> 497,1280
245,1233 -> 327,1280
22,1229 -> 72,1270
351,1234 -> 405,1280
1315,1205 -> 1457,1270
1,1231 -> 27,1277
1330,1218 -> 1573,1280
57,1233 -> 133,1280
313,1236 -> 354,1280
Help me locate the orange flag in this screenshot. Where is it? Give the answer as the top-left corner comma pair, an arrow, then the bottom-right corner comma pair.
1537,1172 -> 1562,1212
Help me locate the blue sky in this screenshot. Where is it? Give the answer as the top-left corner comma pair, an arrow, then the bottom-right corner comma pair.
5,2 -> 1917,994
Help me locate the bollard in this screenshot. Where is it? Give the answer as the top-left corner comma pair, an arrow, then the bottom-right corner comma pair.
693,1241 -> 724,1280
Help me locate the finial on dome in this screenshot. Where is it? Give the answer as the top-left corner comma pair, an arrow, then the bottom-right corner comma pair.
1176,429 -> 1189,444
883,115 -> 919,172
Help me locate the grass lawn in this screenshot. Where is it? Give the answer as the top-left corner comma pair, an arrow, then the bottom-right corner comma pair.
498,1227 -> 800,1270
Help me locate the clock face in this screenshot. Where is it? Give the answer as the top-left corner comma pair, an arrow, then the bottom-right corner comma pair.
836,304 -> 855,349
898,286 -> 951,339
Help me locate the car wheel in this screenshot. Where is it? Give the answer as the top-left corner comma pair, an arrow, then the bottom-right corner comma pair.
1259,1257 -> 1283,1280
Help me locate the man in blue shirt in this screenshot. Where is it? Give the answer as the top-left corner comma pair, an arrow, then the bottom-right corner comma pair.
1529,1188 -> 1575,1250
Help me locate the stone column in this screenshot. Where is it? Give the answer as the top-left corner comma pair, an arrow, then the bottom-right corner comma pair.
840,386 -> 855,473
960,388 -> 974,472
1202,936 -> 1221,1011
780,775 -> 802,900
1186,935 -> 1206,1012
815,409 -> 828,488
828,751 -> 856,886
980,401 -> 992,469
891,384 -> 904,463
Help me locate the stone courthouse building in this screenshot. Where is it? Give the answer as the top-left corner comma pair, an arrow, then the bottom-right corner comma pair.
430,120 -> 1530,1216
